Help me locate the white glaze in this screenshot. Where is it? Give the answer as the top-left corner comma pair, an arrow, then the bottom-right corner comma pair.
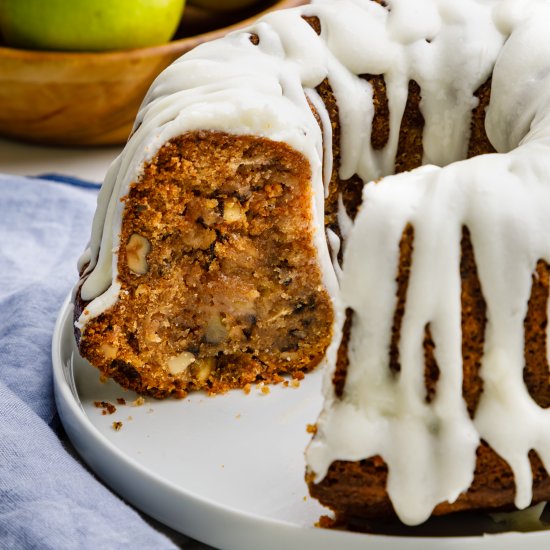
307,0 -> 550,526
76,0 -> 550,526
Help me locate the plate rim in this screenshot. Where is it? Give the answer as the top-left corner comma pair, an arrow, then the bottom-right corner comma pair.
52,293 -> 550,550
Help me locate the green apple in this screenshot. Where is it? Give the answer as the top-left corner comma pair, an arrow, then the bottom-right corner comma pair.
0,0 -> 185,51
189,0 -> 261,12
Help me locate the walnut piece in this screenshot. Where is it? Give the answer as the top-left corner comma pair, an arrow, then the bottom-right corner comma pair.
100,343 -> 117,359
223,199 -> 245,223
205,315 -> 227,344
167,351 -> 196,375
126,233 -> 151,275
192,357 -> 215,383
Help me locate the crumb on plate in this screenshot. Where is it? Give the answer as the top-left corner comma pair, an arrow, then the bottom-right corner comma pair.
94,400 -> 116,415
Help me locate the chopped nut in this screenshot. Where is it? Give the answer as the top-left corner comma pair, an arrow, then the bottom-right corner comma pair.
192,357 -> 216,382
100,343 -> 117,360
112,421 -> 123,431
135,284 -> 148,297
116,398 -> 126,405
205,315 -> 227,344
145,330 -> 162,343
167,351 -> 196,375
223,199 -> 245,223
201,199 -> 220,226
126,233 -> 151,275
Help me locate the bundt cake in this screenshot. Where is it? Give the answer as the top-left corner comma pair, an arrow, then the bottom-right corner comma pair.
74,0 -> 550,528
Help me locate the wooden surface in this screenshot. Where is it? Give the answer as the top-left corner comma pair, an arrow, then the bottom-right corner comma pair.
0,0 -> 306,147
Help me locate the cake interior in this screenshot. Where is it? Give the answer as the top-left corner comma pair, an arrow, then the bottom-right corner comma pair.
78,132 -> 333,397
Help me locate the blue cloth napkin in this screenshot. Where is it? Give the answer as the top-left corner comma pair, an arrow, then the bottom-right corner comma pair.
0,173 -> 187,549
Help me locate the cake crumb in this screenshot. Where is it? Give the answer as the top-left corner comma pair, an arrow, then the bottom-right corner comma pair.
306,423 -> 318,434
283,380 -> 289,387
261,385 -> 270,395
132,396 -> 146,407
116,397 -> 127,405
243,383 -> 251,395
112,421 -> 123,431
293,371 -> 305,381
127,416 -> 134,421
303,496 -> 307,501
290,379 -> 301,389
316,515 -> 336,529
235,413 -> 241,419
99,374 -> 108,384
94,401 -> 116,415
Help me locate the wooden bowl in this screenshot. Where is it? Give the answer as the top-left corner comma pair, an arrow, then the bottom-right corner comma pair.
0,0 -> 306,146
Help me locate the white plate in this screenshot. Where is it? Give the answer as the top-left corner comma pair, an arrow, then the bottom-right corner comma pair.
53,295 -> 550,550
